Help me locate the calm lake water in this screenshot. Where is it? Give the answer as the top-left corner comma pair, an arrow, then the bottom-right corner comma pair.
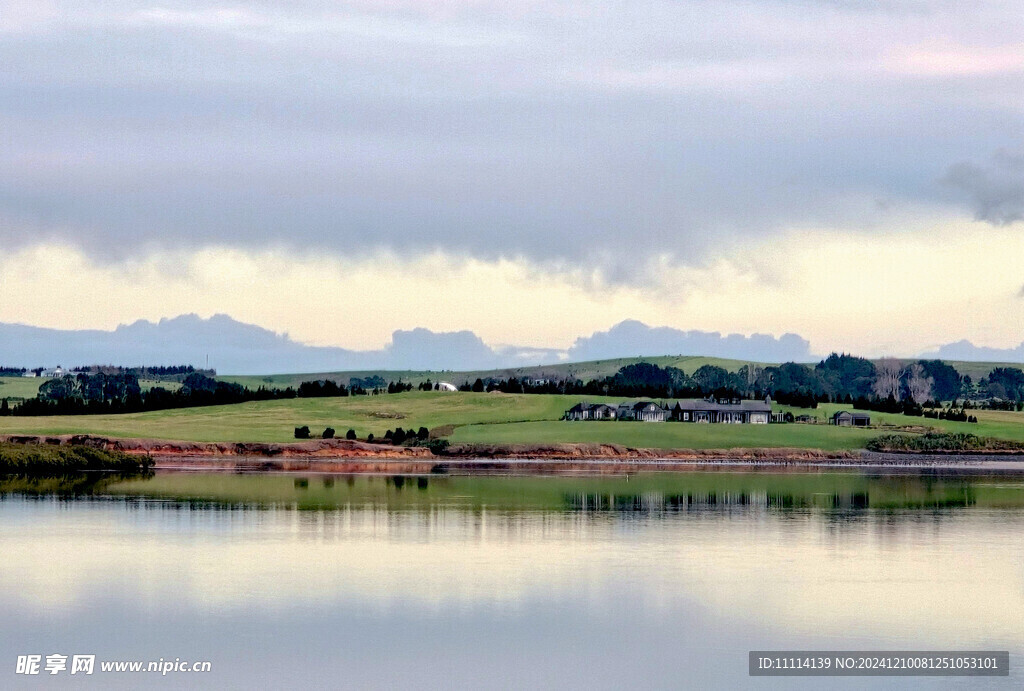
1,469 -> 1023,689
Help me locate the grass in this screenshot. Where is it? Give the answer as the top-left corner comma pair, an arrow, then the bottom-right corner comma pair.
0,442 -> 151,473
0,392 -> 611,443
0,377 -> 180,402
0,390 -> 1023,450
777,403 -> 1024,442
447,420 -> 878,450
0,377 -> 47,400
217,356 -> 770,389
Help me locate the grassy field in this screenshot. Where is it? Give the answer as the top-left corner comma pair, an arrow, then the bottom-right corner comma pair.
447,420 -> 879,450
0,392 -> 608,443
218,356 -> 772,389
0,377 -> 181,402
0,390 -> 1023,449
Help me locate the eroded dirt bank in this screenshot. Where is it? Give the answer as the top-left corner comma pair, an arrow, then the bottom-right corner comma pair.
3,434 -> 1021,473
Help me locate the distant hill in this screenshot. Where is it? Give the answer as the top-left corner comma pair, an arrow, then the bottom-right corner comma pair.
0,315 -> 817,375
1,313 -> 1021,376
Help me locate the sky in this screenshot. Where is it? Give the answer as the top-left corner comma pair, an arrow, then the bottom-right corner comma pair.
1,0 -> 1023,357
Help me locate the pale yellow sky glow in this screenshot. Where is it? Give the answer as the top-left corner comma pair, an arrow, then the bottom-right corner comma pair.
1,219 -> 1022,357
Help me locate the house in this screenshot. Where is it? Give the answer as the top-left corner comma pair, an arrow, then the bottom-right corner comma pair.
831,411 -> 870,427
437,382 -> 458,392
670,397 -> 772,424
613,401 -> 669,422
565,397 -> 771,424
41,366 -> 67,378
564,402 -> 617,421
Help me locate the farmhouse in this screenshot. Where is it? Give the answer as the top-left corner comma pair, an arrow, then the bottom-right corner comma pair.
670,397 -> 772,424
564,402 -> 618,420
617,401 -> 669,422
831,411 -> 871,427
565,397 -> 772,424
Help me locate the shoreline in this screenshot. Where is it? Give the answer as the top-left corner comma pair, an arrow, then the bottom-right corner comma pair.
3,434 -> 1024,474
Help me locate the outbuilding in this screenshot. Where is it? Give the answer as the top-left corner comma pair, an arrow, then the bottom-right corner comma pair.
831,411 -> 870,427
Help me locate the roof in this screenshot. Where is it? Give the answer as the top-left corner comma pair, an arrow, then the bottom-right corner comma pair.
672,398 -> 772,412
632,401 -> 666,411
832,410 -> 870,418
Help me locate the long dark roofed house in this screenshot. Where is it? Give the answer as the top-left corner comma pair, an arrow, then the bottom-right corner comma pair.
670,396 -> 772,424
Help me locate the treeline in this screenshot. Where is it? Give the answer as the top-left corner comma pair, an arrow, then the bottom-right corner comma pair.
0,366 -> 27,377
3,372 -> 419,416
455,355 -> 992,408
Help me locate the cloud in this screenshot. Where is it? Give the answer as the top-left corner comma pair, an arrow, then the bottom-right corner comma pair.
0,1 -> 1021,274
2,223 -> 1024,365
921,339 -> 1024,363
568,320 -> 813,363
942,151 -> 1024,226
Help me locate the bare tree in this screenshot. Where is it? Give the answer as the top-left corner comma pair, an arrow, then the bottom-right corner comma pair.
873,358 -> 904,400
906,363 -> 934,403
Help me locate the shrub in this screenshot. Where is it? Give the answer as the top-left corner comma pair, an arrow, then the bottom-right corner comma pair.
294,426 -> 311,439
346,429 -> 356,440
322,427 -> 335,439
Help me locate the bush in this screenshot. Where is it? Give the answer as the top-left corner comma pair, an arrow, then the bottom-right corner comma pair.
346,429 -> 356,440
417,426 -> 429,440
294,426 -> 311,439
322,427 -> 335,439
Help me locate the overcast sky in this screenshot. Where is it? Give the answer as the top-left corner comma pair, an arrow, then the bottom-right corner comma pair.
1,0 -> 1022,356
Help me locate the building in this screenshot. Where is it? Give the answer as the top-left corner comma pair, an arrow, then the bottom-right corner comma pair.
831,411 -> 871,427
670,397 -> 772,424
564,402 -> 618,420
628,401 -> 669,422
437,382 -> 458,392
565,396 -> 773,424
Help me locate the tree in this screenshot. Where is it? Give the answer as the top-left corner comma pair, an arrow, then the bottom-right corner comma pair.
816,353 -> 876,398
872,358 -> 903,400
916,360 -> 962,401
346,429 -> 357,440
322,427 -> 335,439
294,426 -> 311,439
0,398 -> 8,416
417,426 -> 429,440
905,363 -> 933,404
472,378 -> 485,393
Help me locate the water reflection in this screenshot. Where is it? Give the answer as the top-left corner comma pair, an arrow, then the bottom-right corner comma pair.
0,469 -> 1015,514
0,470 -> 1022,688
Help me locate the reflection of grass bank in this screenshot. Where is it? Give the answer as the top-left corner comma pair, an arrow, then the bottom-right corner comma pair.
0,442 -> 151,473
99,471 -> 1024,512
867,432 -> 1024,453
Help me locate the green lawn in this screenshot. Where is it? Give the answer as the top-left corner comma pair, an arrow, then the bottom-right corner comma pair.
778,402 -> 1024,442
447,420 -> 878,450
1,390 -> 1023,450
0,377 -> 47,400
0,376 -> 180,402
0,392 -> 612,443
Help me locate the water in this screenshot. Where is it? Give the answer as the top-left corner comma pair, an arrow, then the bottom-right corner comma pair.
1,470 -> 1022,689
